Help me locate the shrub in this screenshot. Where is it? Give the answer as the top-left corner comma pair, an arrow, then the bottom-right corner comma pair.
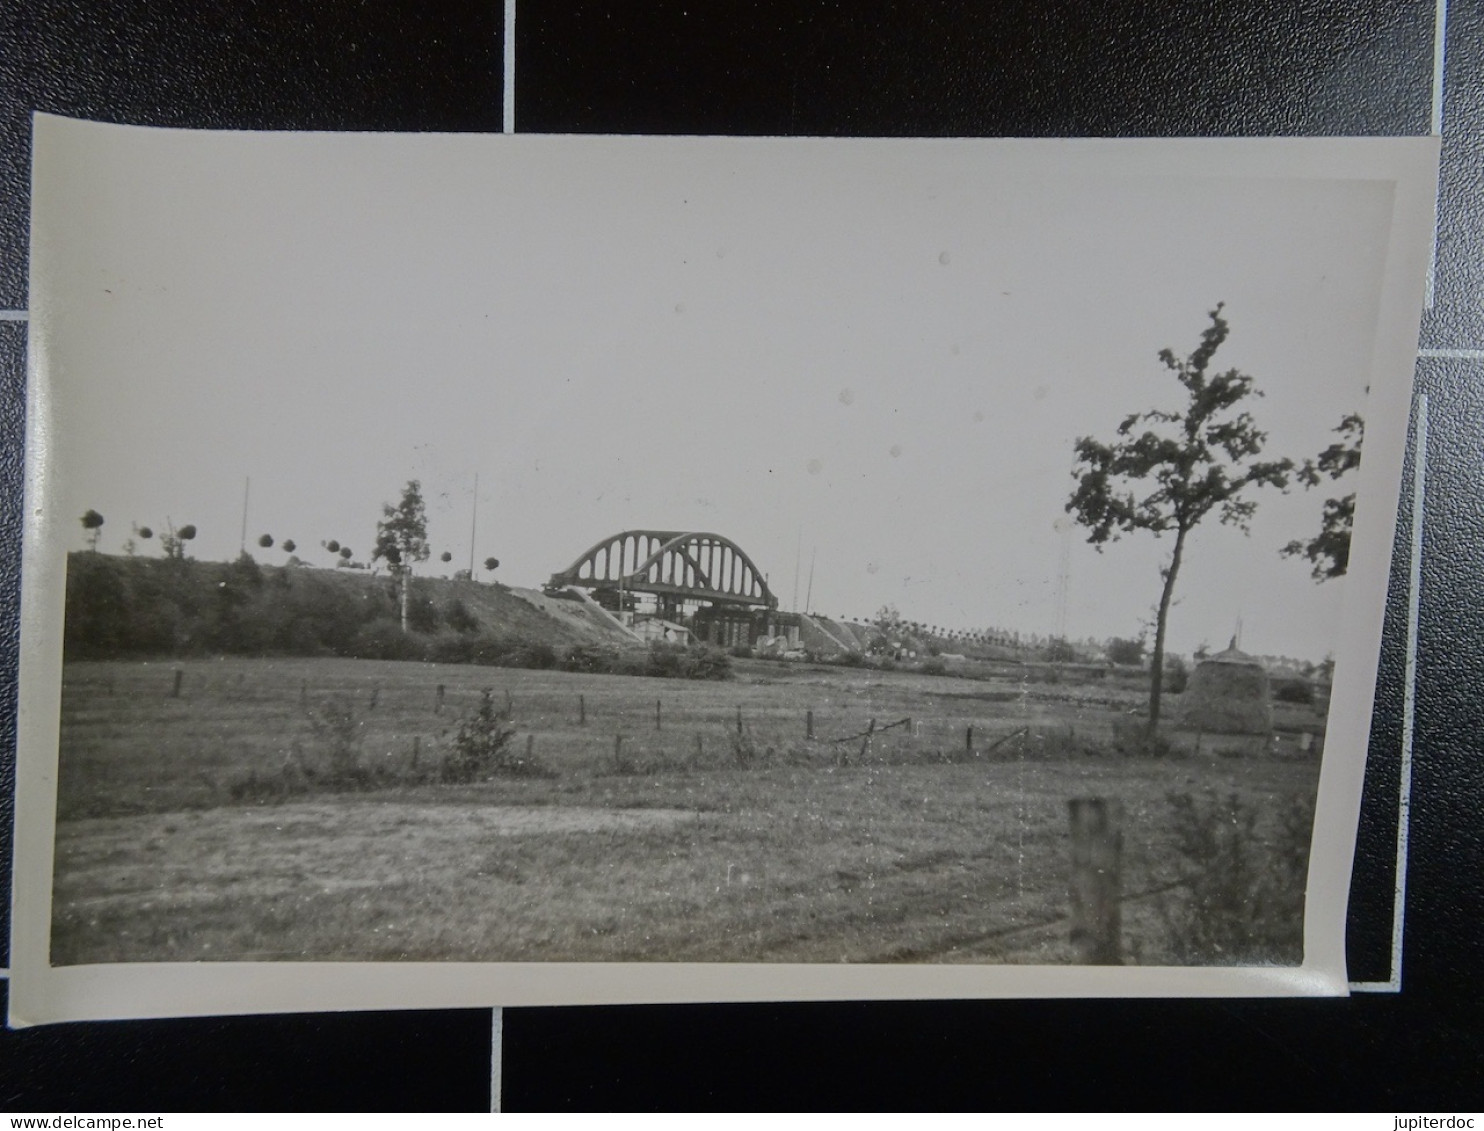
443,597 -> 480,634
920,657 -> 947,676
347,619 -> 427,661
504,641 -> 557,670
1273,679 -> 1315,705
442,690 -> 546,781
728,643 -> 754,658
1043,637 -> 1077,663
1111,718 -> 1179,759
560,642 -> 623,673
1159,790 -> 1312,965
1164,655 -> 1190,695
1107,636 -> 1147,666
646,642 -> 685,678
308,695 -> 364,780
832,650 -> 865,668
680,643 -> 732,680
729,727 -> 771,769
407,593 -> 441,634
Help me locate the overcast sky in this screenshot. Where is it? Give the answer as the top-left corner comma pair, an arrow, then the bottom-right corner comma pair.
33,123 -> 1406,661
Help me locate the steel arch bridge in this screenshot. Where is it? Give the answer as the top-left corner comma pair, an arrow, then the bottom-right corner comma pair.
548,530 -> 778,610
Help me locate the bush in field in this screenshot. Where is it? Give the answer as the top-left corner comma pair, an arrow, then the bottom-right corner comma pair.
1159,790 -> 1312,965
560,642 -> 623,674
443,597 -> 480,635
1043,637 -> 1077,663
406,592 -> 441,634
1164,654 -> 1189,695
1111,718 -> 1178,759
308,695 -> 364,780
729,726 -> 770,769
920,656 -> 947,676
442,690 -> 546,781
832,650 -> 865,668
504,641 -> 558,670
646,642 -> 685,678
729,643 -> 754,659
347,619 -> 427,661
681,643 -> 732,680
1273,679 -> 1315,705
1107,636 -> 1147,666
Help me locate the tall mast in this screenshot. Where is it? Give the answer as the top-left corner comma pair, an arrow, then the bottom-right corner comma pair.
468,472 -> 479,577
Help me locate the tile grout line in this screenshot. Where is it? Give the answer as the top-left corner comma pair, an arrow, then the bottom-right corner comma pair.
1350,391 -> 1429,994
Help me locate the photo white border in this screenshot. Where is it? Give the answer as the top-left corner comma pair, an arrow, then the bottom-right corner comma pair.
7,118 -> 1439,1025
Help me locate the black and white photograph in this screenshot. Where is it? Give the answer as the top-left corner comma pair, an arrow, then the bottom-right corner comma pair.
8,117 -> 1436,1021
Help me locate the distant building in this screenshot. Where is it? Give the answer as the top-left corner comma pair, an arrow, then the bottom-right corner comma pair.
629,617 -> 692,645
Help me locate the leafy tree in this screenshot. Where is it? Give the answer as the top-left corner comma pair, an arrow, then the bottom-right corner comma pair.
1067,304 -> 1292,734
1106,636 -> 1147,666
281,539 -> 296,554
161,521 -> 197,560
258,533 -> 274,549
373,479 -> 430,632
80,509 -> 104,551
483,556 -> 500,575
1281,413 -> 1363,581
869,604 -> 903,654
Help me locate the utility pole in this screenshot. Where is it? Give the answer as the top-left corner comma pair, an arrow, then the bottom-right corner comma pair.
468,471 -> 479,577
239,477 -> 250,555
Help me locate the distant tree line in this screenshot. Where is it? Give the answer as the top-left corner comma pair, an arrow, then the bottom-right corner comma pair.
62,552 -> 729,680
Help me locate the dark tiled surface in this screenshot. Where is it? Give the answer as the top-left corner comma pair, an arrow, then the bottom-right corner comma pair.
0,985 -> 493,1111
518,0 -> 1431,138
1422,0 -> 1484,346
0,0 -> 506,308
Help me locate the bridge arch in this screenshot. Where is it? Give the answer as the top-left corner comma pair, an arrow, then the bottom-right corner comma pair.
549,530 -> 778,610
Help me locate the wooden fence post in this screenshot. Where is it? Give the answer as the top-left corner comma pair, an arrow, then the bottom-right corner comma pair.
300,680 -> 308,706
579,694 -> 586,726
656,698 -> 662,730
806,709 -> 814,740
1067,798 -> 1123,965
525,734 -> 535,763
369,686 -> 379,710
436,684 -> 445,714
411,735 -> 421,770
171,668 -> 183,698
966,724 -> 974,753
736,707 -> 743,735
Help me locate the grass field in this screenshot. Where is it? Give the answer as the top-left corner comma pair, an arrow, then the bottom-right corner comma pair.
51,655 -> 1323,966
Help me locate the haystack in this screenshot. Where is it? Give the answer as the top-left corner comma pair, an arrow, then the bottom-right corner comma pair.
1179,643 -> 1273,735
